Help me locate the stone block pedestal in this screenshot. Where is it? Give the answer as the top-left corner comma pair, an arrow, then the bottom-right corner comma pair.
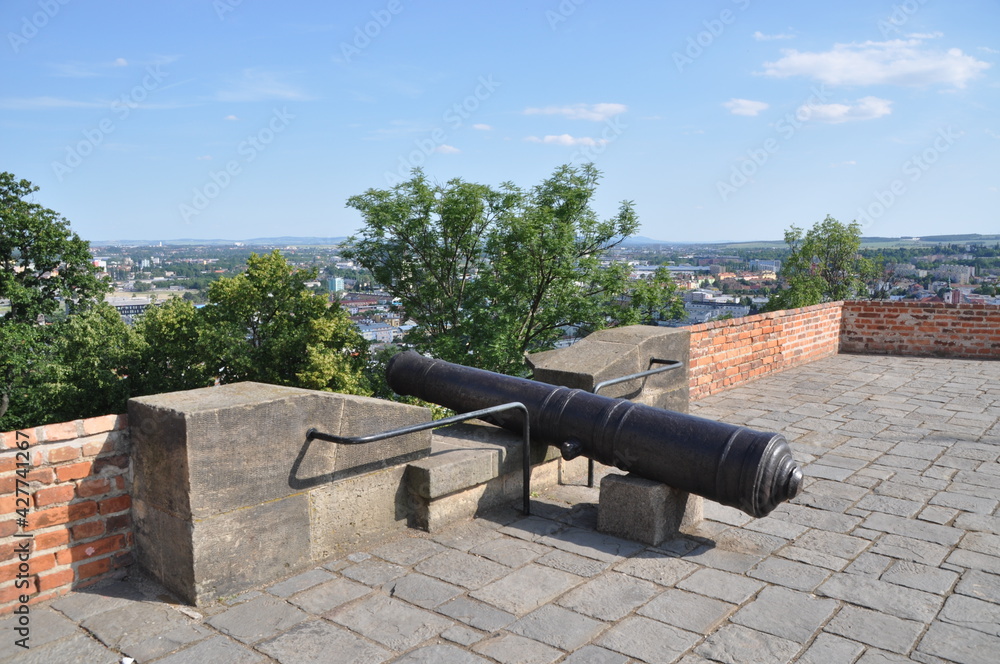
597,474 -> 703,546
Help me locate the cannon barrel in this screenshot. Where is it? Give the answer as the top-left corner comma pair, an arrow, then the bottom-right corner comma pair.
387,350 -> 802,518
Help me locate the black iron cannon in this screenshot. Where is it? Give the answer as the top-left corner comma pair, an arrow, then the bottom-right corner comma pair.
386,350 -> 803,518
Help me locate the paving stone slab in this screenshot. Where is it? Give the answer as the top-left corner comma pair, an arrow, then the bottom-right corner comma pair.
432,520 -> 504,551
206,595 -> 308,644
288,577 -> 371,615
257,619 -> 390,664
826,605 -> 924,654
0,606 -> 76,658
469,536 -> 552,567
385,573 -> 463,609
371,536 -> 445,566
881,560 -> 958,594
817,573 -> 943,622
774,504 -> 861,533
0,632 -> 119,664
48,581 -> 147,621
955,569 -> 1000,602
536,549 -> 611,577
677,567 -> 765,604
930,491 -> 998,514
124,622 -> 214,662
561,645 -> 630,664
557,571 -> 661,622
415,549 -> 509,589
473,633 -> 563,664
597,616 -> 700,664
266,568 -> 334,597
939,593 -> 1000,636
341,559 -> 409,587
862,512 -> 962,546
470,564 -> 583,615
538,527 -> 646,562
436,596 -> 516,632
393,644 -> 490,663
798,632 -> 866,664
498,516 -> 564,542
919,620 -> 1000,664
748,556 -> 830,591
441,624 -> 484,647
613,549 -> 699,586
153,635 -> 267,664
510,604 -> 606,651
947,548 -> 1000,574
730,586 -> 837,643
638,588 -> 735,634
695,623 -> 800,664
958,531 -> 1000,556
329,594 -> 453,651
779,544 -> 851,571
871,534 -> 951,566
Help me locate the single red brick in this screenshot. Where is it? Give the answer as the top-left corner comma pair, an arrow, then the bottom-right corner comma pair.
37,567 -> 74,592
33,484 -> 76,508
92,456 -> 128,475
82,414 -> 125,437
81,435 -> 115,458
28,501 -> 98,531
33,529 -> 70,552
70,520 -> 106,541
56,534 -> 124,566
0,578 -> 36,605
0,520 -> 16,539
76,478 -> 112,498
75,557 -> 111,581
40,421 -> 81,443
104,513 -> 130,533
25,467 -> 54,484
98,495 -> 131,515
47,445 -> 81,464
54,461 -> 94,482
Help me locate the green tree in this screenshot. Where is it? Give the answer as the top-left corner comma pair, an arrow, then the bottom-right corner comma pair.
0,173 -> 110,428
764,216 -> 870,312
132,250 -> 370,396
621,268 -> 686,326
345,164 -> 640,375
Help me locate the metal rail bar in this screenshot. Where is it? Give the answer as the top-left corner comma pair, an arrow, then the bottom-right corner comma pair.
307,402 -> 533,515
586,358 -> 684,487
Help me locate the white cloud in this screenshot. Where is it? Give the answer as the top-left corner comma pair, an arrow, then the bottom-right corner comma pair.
830,160 -> 857,167
906,32 -> 944,40
981,46 -> 1000,55
217,69 -> 310,102
723,98 -> 770,116
760,38 -> 990,88
753,31 -> 794,41
986,129 -> 1000,139
524,103 -> 627,122
525,134 -> 609,147
196,155 -> 212,161
113,58 -> 128,67
472,123 -> 492,131
433,144 -> 460,154
224,114 -> 239,121
803,96 -> 892,123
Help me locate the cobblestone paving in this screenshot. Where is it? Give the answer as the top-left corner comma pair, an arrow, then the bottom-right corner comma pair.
3,354 -> 998,663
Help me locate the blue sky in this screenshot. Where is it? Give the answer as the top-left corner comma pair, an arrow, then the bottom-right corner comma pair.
2,0 -> 997,243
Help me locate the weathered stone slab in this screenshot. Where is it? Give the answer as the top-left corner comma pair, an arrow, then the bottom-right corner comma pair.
329,595 -> 453,651
598,616 -> 700,664
558,572 -> 660,622
258,619 -> 391,664
639,588 -> 735,634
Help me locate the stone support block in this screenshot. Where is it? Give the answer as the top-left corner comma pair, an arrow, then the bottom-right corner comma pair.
597,474 -> 703,546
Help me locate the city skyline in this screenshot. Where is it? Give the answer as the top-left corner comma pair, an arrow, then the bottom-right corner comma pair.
2,1 -> 998,243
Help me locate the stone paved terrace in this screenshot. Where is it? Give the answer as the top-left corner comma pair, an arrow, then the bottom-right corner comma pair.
3,353 -> 999,664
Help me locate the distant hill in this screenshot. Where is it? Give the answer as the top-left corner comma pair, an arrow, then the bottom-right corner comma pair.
91,236 -> 350,247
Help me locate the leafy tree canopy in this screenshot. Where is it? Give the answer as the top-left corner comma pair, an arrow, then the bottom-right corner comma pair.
764,216 -> 874,312
345,164 -> 651,375
0,173 -> 111,426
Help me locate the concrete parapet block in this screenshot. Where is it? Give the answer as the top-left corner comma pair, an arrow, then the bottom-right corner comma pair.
597,474 -> 703,546
128,382 -> 431,605
528,325 -> 691,413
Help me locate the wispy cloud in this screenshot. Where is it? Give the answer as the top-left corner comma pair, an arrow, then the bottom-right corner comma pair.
472,123 -> 492,131
723,98 -> 769,116
753,31 -> 794,41
433,145 -> 460,154
524,103 -> 626,122
980,46 -> 1000,55
525,134 -> 609,147
216,69 -> 310,102
0,96 -> 107,110
224,114 -> 239,121
804,96 -> 892,123
760,38 -> 990,88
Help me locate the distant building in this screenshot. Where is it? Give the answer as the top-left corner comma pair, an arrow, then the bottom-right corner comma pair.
107,297 -> 156,324
932,264 -> 975,284
357,323 -> 397,344
749,259 -> 781,273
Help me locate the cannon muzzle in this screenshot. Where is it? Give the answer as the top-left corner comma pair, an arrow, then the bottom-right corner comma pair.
387,350 -> 802,518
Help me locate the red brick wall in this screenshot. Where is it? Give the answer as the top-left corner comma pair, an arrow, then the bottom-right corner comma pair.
1,414 -> 131,614
841,301 -> 1000,359
689,302 -> 844,400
